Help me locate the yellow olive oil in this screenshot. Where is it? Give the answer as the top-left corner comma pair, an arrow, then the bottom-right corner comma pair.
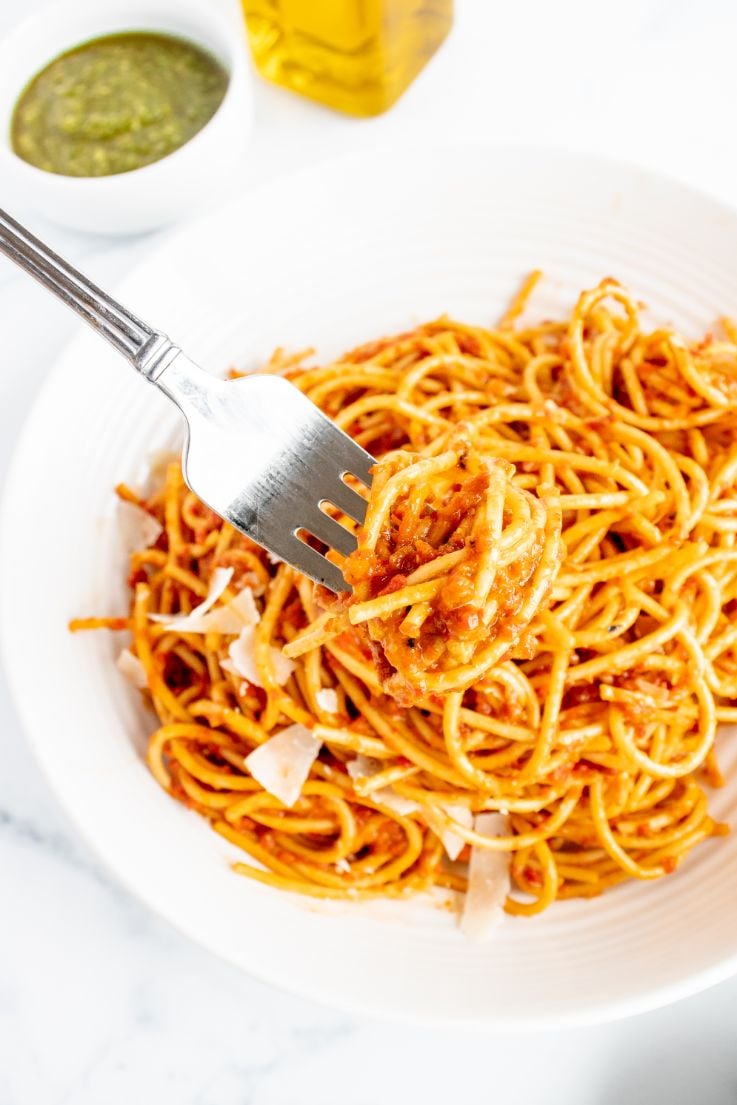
242,0 -> 453,116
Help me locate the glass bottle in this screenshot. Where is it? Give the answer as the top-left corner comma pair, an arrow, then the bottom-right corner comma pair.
241,0 -> 453,117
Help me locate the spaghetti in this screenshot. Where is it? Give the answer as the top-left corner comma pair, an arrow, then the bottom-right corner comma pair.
288,436 -> 564,705
72,275 -> 737,922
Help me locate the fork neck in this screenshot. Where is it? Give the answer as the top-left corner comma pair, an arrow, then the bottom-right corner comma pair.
151,347 -> 223,417
134,333 -> 182,382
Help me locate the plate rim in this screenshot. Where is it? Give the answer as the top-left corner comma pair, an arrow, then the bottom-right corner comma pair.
5,141 -> 737,1029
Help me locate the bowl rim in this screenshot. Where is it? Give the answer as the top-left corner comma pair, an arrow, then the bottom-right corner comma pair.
4,141 -> 737,1029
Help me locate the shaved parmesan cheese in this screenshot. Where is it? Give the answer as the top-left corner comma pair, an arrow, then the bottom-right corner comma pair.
154,585 -> 261,635
150,575 -> 263,637
460,812 -> 510,939
149,566 -> 233,630
346,755 -> 419,816
425,803 -> 473,862
116,648 -> 147,689
346,754 -> 382,782
315,687 -> 339,714
219,660 -> 252,698
228,587 -> 261,625
118,499 -> 163,554
197,567 -> 235,613
228,626 -> 295,688
374,790 -> 420,817
266,550 -> 284,565
199,587 -> 261,634
245,723 -> 322,807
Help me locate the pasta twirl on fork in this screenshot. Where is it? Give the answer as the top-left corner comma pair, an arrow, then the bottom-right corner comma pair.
72,275 -> 737,926
286,436 -> 564,706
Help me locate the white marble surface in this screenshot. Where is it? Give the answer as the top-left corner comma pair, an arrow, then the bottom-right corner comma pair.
3,1 -> 737,1101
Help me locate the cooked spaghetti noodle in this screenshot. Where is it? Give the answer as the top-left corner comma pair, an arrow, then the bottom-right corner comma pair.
72,276 -> 737,921
287,436 -> 564,706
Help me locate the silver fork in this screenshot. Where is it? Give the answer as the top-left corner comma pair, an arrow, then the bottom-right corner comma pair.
0,209 -> 374,593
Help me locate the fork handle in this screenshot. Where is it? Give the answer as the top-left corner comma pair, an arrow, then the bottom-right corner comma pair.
0,208 -> 179,381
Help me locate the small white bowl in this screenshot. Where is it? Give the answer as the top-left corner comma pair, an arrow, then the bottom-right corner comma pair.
0,0 -> 253,235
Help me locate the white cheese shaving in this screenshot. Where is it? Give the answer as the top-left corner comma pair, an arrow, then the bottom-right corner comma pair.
149,566 -> 233,629
228,626 -> 295,687
150,575 -> 262,636
118,499 -> 163,555
315,687 -> 339,714
196,587 -> 261,634
116,648 -> 147,689
219,659 -> 251,697
426,803 -> 473,862
460,812 -> 510,940
373,790 -> 420,817
245,723 -> 322,807
346,755 -> 419,816
191,567 -> 234,614
346,754 -> 382,782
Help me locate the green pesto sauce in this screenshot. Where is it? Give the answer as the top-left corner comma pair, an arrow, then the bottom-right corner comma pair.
11,32 -> 229,178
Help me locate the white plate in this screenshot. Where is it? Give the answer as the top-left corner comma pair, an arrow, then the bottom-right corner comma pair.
4,145 -> 737,1029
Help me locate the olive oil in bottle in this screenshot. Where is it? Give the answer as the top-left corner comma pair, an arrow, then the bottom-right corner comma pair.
242,0 -> 453,117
